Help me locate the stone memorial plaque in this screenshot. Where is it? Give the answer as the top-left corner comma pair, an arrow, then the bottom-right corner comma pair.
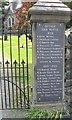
36,23 -> 64,102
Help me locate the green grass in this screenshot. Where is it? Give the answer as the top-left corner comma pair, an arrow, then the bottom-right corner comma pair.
0,34 -> 32,64
0,34 -> 32,86
0,34 -> 33,106
25,108 -> 64,119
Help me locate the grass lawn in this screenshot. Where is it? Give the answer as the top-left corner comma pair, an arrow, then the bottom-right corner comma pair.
24,107 -> 65,119
0,34 -> 33,106
0,34 -> 32,64
0,34 -> 32,85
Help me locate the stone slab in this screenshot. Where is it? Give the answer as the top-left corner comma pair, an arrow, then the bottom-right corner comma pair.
35,23 -> 64,102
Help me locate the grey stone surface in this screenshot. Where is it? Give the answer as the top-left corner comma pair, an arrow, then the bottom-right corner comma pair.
36,23 -> 64,102
32,23 -> 37,105
29,0 -> 70,23
66,59 -> 72,65
66,48 -> 70,58
62,114 -> 70,119
2,109 -> 26,118
29,0 -> 70,105
68,32 -> 72,45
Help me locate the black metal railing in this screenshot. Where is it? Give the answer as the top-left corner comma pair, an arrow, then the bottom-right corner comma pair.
0,13 -> 31,109
0,60 -> 30,109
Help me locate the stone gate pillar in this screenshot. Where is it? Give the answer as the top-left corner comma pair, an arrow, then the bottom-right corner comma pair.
28,0 -> 70,107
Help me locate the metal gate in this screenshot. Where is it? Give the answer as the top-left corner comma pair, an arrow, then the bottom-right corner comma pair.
0,6 -> 32,109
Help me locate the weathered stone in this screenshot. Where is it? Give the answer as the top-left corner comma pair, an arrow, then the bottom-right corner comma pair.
65,72 -> 72,79
66,48 -> 70,58
28,0 -> 70,105
68,32 -> 72,45
66,59 -> 72,66
29,0 -> 70,23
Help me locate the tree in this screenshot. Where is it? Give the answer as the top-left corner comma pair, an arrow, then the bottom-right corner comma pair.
12,2 -> 35,33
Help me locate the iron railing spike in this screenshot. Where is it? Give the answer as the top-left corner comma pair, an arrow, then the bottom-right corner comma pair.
13,60 -> 18,64
1,24 -> 30,109
21,60 -> 25,64
5,60 -> 10,64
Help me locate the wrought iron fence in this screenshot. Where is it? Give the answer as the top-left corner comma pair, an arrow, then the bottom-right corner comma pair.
0,9 -> 32,109
0,60 -> 29,109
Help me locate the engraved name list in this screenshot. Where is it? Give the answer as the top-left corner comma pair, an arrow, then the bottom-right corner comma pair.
36,23 -> 64,102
